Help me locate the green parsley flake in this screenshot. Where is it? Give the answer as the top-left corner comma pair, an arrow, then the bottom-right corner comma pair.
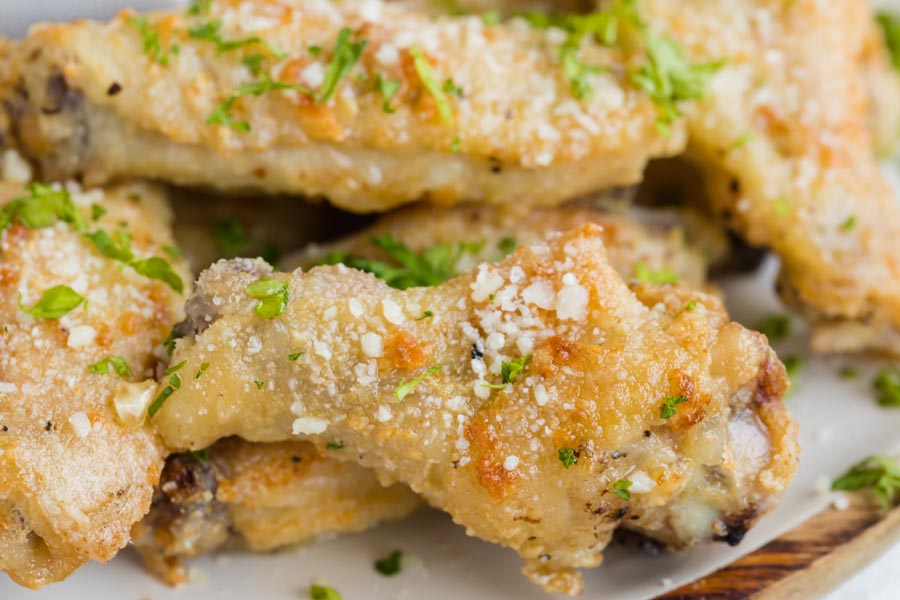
316,28 -> 367,105
91,204 -> 107,221
394,365 -> 442,402
839,366 -> 860,380
832,454 -> 900,510
415,310 -> 434,321
730,131 -> 755,150
634,262 -> 679,284
878,13 -> 900,70
497,236 -> 518,256
148,385 -> 175,418
188,449 -> 209,463
86,229 -> 183,293
326,441 -> 344,450
309,584 -> 342,600
132,257 -> 184,293
442,78 -> 463,97
195,362 -> 210,379
212,217 -> 248,256
0,182 -> 87,233
558,447 -> 578,469
288,351 -> 304,361
321,234 -> 480,290
88,356 -> 132,378
245,278 -> 289,318
874,367 -> 900,407
188,20 -> 285,57
129,16 -> 176,65
840,216 -> 858,231
243,53 -> 265,75
659,395 -> 687,419
613,479 -> 633,500
163,329 -> 179,356
685,299 -> 698,312
376,74 -> 400,113
773,198 -> 791,216
481,9 -> 502,25
409,46 -> 453,125
483,354 -> 532,389
374,550 -> 402,576
254,379 -> 265,390
755,314 -> 791,342
165,360 -> 187,376
783,355 -> 804,382
187,0 -> 212,16
20,285 -> 84,319
208,79 -> 312,132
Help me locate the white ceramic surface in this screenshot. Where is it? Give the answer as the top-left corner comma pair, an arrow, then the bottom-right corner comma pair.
2,2 -> 900,599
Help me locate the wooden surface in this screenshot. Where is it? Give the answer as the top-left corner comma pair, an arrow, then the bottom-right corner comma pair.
657,495 -> 900,600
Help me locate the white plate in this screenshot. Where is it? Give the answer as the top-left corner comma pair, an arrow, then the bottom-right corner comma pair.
3,2 -> 900,599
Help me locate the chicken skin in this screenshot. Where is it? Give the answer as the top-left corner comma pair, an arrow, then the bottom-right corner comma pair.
151,225 -> 798,595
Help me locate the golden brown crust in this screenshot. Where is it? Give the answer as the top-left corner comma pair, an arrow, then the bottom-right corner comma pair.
0,181 -> 187,588
153,225 -> 798,594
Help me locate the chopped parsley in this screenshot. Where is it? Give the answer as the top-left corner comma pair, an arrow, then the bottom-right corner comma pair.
88,356 -> 132,378
207,78 -> 312,132
755,314 -> 791,342
86,229 -> 183,293
874,367 -> 900,407
148,385 -> 175,418
212,217 -> 248,256
374,550 -> 402,576
164,245 -> 181,258
308,44 -> 322,57
165,360 -> 187,376
634,262 -> 679,284
878,13 -> 900,70
245,278 -> 289,318
773,198 -> 791,216
0,182 -> 87,233
659,395 -> 687,419
442,78 -> 463,97
483,354 -> 532,389
19,285 -> 84,319
162,329 -> 179,356
832,454 -> 900,510
195,362 -> 210,379
188,20 -> 285,57
839,366 -> 860,380
326,441 -> 344,450
309,584 -> 342,600
685,299 -> 698,312
187,0 -> 212,16
497,236 -> 518,256
128,16 -> 177,65
409,46 -> 453,125
840,216 -> 858,231
394,365 -> 442,402
288,351 -> 304,361
481,9 -> 502,26
91,203 -> 107,221
316,28 -> 367,105
558,447 -> 577,469
415,310 -> 434,321
254,379 -> 265,389
188,449 -> 209,463
320,234 -> 480,289
376,74 -> 400,113
730,131 -> 755,150
783,355 -> 804,382
613,479 -> 633,500
243,53 -> 265,75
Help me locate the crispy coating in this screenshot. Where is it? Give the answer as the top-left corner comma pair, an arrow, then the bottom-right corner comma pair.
132,438 -> 421,585
285,198 -> 727,290
152,226 -> 798,595
630,0 -> 900,355
0,181 -> 187,588
4,0 -> 682,212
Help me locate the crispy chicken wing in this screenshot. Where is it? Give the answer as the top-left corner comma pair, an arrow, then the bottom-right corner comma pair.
632,0 -> 900,355
151,225 -> 798,595
132,439 -> 421,585
0,181 -> 187,588
4,0 -> 681,213
285,199 -> 727,290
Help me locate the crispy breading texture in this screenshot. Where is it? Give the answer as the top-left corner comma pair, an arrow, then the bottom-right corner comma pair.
285,199 -> 727,289
152,226 -> 798,595
0,181 -> 188,588
132,439 -> 421,585
5,0 -> 682,212
632,0 -> 900,355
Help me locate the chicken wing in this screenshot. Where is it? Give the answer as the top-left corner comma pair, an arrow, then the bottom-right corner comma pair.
151,225 -> 798,595
132,438 -> 421,585
630,0 -> 900,355
285,198 -> 727,290
0,180 -> 187,588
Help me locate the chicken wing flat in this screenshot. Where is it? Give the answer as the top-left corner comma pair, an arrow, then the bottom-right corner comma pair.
4,0 -> 681,213
286,198 -> 727,290
151,225 -> 798,595
629,0 -> 900,355
132,438 -> 421,585
0,180 -> 187,588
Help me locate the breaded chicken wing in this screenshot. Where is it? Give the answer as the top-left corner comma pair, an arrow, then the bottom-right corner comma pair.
632,0 -> 900,355
4,0 -> 681,212
0,181 -> 187,588
132,438 -> 421,585
151,226 -> 798,595
285,199 -> 727,290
